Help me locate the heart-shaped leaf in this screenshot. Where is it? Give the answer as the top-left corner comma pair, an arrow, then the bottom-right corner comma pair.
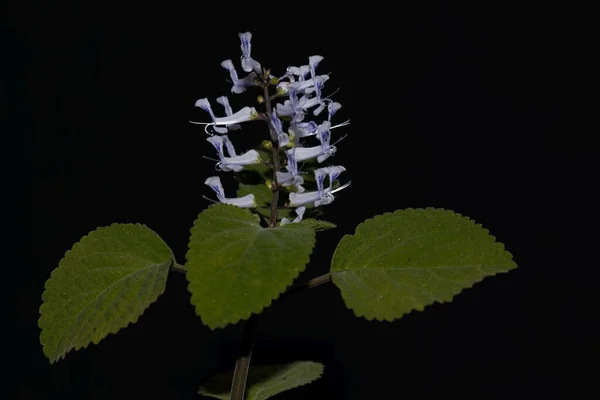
186,204 -> 315,329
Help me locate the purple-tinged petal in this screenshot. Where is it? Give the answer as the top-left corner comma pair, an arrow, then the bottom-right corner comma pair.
289,121 -> 318,140
314,192 -> 335,207
327,166 -> 346,188
291,75 -> 330,94
238,32 -> 262,74
204,176 -> 225,202
314,167 -> 329,197
271,113 -> 283,135
285,148 -> 298,176
239,32 -> 252,58
207,136 -> 226,160
309,55 -> 324,79
223,135 -> 237,157
328,102 -> 342,121
195,98 -> 217,121
313,76 -> 327,101
216,96 -> 234,115
221,59 -> 257,93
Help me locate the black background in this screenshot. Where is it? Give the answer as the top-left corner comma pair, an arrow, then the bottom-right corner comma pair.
5,2 -> 574,399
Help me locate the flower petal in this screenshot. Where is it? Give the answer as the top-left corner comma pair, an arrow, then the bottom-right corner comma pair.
294,145 -> 324,162
289,190 -> 321,207
204,176 -> 225,201
222,149 -> 261,166
328,166 -> 346,186
195,98 -> 217,121
328,102 -> 342,121
213,106 -> 257,125
207,136 -> 226,159
223,193 -> 256,208
309,55 -> 324,79
314,167 -> 329,197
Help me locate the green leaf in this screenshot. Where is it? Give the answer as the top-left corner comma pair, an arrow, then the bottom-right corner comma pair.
300,219 -> 337,232
186,204 -> 315,329
39,223 -> 174,363
237,183 -> 294,221
330,208 -> 517,321
198,361 -> 324,400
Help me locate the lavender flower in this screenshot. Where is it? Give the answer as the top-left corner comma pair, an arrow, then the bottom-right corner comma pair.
207,135 -> 261,172
194,98 -> 258,134
191,32 -> 351,215
205,176 -> 256,208
238,32 -> 262,74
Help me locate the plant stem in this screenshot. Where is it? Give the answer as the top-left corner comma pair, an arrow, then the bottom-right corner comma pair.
229,314 -> 258,400
171,262 -> 186,273
281,273 -> 332,299
229,74 -> 281,400
264,83 -> 281,229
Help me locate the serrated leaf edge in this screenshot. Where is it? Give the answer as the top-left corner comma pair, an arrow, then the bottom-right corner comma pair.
330,207 -> 518,323
38,222 -> 175,363
186,204 -> 316,330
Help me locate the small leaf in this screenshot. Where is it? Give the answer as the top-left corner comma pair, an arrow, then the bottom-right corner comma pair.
186,204 -> 315,329
330,208 -> 517,321
39,223 -> 174,363
300,219 -> 337,232
237,183 -> 294,220
198,361 -> 324,400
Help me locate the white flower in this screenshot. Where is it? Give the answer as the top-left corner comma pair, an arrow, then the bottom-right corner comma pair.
308,55 -> 324,80
271,113 -> 290,145
288,166 -> 348,207
207,135 -> 261,172
280,206 -> 306,225
216,96 -> 241,131
221,59 -> 257,94
193,98 -> 258,134
288,75 -> 330,96
238,32 -> 262,74
293,122 -> 337,163
276,148 -> 305,192
205,176 -> 256,208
